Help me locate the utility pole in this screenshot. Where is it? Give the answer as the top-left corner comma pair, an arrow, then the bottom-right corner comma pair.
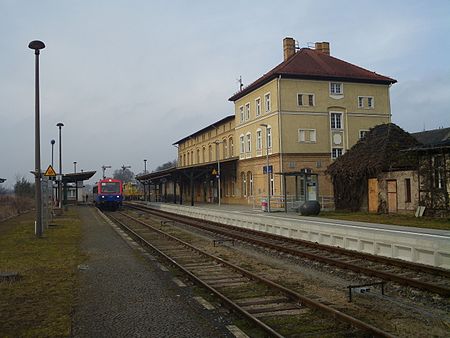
102,165 -> 111,179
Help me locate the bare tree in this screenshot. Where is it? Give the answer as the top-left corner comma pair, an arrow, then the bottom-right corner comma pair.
113,168 -> 134,183
155,159 -> 177,172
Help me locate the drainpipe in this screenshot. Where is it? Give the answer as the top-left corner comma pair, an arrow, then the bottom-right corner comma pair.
277,75 -> 283,197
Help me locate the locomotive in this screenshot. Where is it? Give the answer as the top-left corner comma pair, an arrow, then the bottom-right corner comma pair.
93,178 -> 123,210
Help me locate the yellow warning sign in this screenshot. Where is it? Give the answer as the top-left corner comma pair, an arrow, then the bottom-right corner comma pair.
44,165 -> 57,177
211,169 -> 217,175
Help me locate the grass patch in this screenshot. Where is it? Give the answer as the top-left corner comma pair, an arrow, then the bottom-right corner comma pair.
0,208 -> 85,337
318,211 -> 450,230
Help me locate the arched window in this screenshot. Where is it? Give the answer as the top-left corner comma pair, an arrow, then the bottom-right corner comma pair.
196,149 -> 200,164
239,134 -> 245,154
202,147 -> 206,163
246,132 -> 251,153
256,128 -> 262,151
229,137 -> 234,157
267,126 -> 272,149
223,139 -> 228,159
215,142 -> 220,161
208,145 -> 212,162
247,171 -> 253,196
241,172 -> 247,197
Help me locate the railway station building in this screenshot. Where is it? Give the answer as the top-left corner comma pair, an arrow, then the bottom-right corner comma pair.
138,37 -> 397,209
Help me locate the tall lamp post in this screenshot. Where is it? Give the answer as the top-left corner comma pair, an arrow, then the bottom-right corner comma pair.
51,139 -> 55,167
51,139 -> 55,204
29,40 -> 45,237
143,159 -> 147,201
73,161 -> 78,204
214,140 -> 223,206
57,122 -> 64,209
260,124 -> 271,212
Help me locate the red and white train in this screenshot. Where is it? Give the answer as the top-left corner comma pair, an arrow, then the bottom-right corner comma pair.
93,178 -> 123,210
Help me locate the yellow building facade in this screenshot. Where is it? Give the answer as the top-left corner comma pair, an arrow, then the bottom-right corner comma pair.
172,38 -> 396,209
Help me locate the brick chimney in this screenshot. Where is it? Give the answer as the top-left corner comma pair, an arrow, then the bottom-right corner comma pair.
314,41 -> 330,55
283,37 -> 296,61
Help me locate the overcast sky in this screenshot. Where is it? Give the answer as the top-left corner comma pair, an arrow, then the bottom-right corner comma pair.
1,0 -> 449,188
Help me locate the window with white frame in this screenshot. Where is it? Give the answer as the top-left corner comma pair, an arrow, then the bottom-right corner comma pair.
246,133 -> 251,153
358,96 -> 374,109
239,106 -> 244,122
267,126 -> 272,148
298,129 -> 317,143
358,96 -> 364,108
256,129 -> 262,150
332,148 -> 343,159
297,93 -> 315,107
239,135 -> 245,154
330,82 -> 343,95
359,130 -> 369,139
255,97 -> 261,116
264,93 -> 271,112
245,102 -> 250,120
330,112 -> 342,129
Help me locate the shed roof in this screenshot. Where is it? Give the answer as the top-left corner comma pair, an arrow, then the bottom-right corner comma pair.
411,127 -> 450,146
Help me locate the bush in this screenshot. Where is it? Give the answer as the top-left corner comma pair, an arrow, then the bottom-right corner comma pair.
0,196 -> 34,221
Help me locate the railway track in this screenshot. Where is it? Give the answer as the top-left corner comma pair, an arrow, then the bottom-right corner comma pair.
125,202 -> 450,298
104,210 -> 394,337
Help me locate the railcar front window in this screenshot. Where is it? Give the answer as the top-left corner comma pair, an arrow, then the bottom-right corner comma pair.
101,182 -> 120,193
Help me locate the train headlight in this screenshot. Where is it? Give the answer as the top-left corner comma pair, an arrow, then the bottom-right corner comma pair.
117,195 -> 119,198
101,196 -> 105,198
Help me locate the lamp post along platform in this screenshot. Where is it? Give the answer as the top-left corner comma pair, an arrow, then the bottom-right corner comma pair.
57,122 -> 64,209
29,40 -> 45,237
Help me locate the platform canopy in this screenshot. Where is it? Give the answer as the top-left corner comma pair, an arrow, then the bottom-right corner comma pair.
62,171 -> 96,183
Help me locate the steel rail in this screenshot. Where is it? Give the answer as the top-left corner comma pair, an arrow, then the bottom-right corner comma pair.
125,203 -> 450,297
110,210 -> 394,337
107,212 -> 284,338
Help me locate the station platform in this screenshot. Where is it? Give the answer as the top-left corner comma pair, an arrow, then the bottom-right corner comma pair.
72,206 -> 235,337
138,202 -> 450,270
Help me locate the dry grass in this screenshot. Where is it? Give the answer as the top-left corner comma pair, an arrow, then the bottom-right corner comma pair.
0,208 -> 85,337
0,195 -> 34,221
318,211 -> 450,230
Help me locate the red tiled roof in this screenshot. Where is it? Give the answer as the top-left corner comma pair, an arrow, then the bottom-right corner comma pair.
229,48 -> 397,101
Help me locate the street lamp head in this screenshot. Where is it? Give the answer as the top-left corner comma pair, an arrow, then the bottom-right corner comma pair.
28,40 -> 45,54
51,139 -> 55,145
57,122 -> 64,128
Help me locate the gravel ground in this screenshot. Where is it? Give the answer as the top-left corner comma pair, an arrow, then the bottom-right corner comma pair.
71,206 -> 234,338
